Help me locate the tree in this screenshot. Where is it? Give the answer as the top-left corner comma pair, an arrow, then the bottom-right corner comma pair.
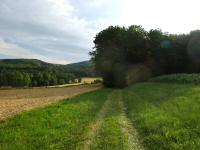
91,25 -> 152,87
91,25 -> 200,88
126,25 -> 150,63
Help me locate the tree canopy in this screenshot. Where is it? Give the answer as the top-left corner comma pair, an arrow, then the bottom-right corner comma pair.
0,59 -> 95,87
91,25 -> 200,88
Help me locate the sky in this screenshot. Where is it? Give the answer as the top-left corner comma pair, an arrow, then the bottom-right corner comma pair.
0,0 -> 200,64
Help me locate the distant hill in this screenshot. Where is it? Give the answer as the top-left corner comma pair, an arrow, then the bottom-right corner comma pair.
0,59 -> 96,87
0,59 -> 48,69
64,61 -> 95,76
0,59 -> 95,76
65,60 -> 92,68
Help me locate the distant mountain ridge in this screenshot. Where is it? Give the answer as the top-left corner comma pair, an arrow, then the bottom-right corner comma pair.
0,59 -> 95,77
0,59 -> 91,66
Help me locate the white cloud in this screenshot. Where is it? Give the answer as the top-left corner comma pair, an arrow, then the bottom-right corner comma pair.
120,0 -> 200,33
0,0 -> 200,64
0,0 -> 95,64
0,39 -> 70,64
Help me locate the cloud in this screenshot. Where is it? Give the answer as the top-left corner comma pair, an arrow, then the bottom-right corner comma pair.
0,38 -> 70,64
0,0 -> 100,64
120,0 -> 200,33
1,0 -> 199,64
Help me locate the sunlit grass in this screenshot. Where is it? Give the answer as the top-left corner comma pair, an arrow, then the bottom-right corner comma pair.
123,83 -> 200,149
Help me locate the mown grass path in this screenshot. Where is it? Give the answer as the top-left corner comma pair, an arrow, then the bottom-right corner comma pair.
82,90 -> 144,150
118,91 -> 144,150
82,91 -> 114,150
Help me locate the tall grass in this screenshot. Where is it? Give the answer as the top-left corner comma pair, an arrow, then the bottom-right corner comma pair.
123,83 -> 200,149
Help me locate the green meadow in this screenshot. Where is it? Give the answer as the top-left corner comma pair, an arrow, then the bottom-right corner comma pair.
1,81 -> 200,149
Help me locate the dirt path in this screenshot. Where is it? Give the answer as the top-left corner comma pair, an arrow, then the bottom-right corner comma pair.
0,84 -> 101,120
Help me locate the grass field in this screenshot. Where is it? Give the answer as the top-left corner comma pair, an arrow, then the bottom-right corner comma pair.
123,83 -> 200,149
1,81 -> 200,149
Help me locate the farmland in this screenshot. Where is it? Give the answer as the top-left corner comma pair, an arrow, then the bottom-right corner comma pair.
1,80 -> 200,149
0,84 -> 101,120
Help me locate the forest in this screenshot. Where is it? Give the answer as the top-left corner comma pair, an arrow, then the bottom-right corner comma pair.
90,25 -> 200,87
0,59 -> 94,87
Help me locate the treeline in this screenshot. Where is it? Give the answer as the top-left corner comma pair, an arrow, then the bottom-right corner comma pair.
0,70 -> 77,87
90,25 -> 200,87
0,59 -> 94,87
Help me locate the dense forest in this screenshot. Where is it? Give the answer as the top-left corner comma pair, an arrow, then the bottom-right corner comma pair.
90,25 -> 200,87
0,59 -> 94,87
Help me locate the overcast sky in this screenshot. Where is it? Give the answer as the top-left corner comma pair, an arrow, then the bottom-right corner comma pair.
0,0 -> 200,64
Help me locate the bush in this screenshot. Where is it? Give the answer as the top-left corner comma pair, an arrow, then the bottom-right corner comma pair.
149,73 -> 200,84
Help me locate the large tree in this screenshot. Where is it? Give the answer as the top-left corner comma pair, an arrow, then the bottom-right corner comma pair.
91,25 -> 200,88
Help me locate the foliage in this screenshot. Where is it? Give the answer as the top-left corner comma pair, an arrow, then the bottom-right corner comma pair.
150,73 -> 200,84
90,25 -> 151,87
65,61 -> 95,77
0,59 -> 95,87
91,25 -> 200,87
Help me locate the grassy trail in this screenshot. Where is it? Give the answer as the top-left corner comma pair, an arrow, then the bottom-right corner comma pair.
118,91 -> 144,150
82,91 -> 114,150
87,90 -> 143,150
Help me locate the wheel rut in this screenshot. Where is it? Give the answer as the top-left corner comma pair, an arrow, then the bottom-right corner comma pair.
80,90 -> 144,150
117,91 -> 144,150
81,91 -> 114,150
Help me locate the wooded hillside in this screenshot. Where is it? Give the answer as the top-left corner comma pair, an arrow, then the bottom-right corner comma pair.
0,59 -> 95,87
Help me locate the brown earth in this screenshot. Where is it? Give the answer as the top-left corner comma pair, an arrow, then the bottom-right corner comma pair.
0,84 -> 102,120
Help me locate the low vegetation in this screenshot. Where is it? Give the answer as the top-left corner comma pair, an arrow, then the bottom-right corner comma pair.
1,79 -> 200,149
150,73 -> 200,84
124,83 -> 200,149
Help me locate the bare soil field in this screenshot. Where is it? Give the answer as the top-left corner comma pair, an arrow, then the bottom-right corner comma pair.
0,84 -> 102,120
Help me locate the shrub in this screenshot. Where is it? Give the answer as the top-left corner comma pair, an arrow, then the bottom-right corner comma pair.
149,73 -> 200,84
